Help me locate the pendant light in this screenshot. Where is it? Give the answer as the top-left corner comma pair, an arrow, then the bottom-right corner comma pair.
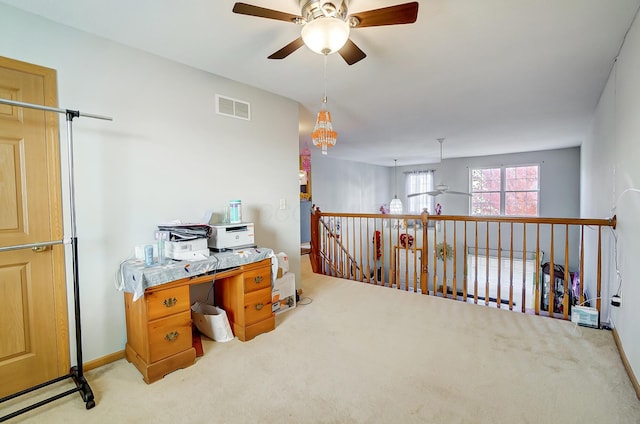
311,54 -> 337,155
389,159 -> 403,214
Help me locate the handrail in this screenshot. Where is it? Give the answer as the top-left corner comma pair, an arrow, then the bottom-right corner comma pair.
420,213 -> 617,228
316,212 -> 361,279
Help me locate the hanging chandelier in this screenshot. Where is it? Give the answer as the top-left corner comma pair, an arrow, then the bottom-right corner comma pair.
389,159 -> 403,214
312,54 -> 337,155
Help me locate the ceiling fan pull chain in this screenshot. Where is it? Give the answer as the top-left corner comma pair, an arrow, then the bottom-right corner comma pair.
323,53 -> 328,101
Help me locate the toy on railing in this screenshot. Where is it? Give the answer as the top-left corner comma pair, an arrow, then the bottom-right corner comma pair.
373,230 -> 382,259
400,233 -> 414,248
435,242 -> 453,261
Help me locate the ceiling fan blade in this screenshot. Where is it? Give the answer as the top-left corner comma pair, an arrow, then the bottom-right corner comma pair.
407,192 -> 426,198
232,2 -> 302,23
350,2 -> 419,28
268,37 -> 305,60
445,190 -> 472,197
338,39 -> 367,65
407,190 -> 442,198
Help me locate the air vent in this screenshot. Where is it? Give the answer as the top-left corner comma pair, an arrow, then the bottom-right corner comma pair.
216,94 -> 250,120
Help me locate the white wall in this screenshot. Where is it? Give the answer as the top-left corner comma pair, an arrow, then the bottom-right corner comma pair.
311,152 -> 390,214
583,11 -> 640,381
0,5 -> 301,362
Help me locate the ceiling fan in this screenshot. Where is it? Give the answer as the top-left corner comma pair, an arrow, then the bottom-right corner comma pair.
408,138 -> 472,198
232,1 -> 419,65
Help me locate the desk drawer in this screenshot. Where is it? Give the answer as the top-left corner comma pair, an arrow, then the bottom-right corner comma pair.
243,287 -> 272,325
148,311 -> 192,363
243,266 -> 271,293
147,286 -> 190,321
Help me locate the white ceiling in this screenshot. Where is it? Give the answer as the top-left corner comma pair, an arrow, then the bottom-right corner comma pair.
3,0 -> 639,166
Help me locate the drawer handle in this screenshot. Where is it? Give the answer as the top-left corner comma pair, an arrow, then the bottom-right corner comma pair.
254,276 -> 263,284
165,331 -> 179,342
163,297 -> 177,307
255,303 -> 264,311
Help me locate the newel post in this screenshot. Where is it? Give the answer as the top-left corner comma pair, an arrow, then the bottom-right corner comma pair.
310,205 -> 321,273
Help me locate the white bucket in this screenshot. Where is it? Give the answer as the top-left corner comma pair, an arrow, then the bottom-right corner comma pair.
191,302 -> 234,342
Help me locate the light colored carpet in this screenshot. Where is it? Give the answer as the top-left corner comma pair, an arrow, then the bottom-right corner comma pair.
5,256 -> 640,423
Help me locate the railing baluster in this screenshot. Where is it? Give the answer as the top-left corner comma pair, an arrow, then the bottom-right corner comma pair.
413,221 -> 419,292
380,217 -> 385,286
346,218 -> 350,277
535,223 -> 541,314
564,224 -> 570,320
597,226 -> 602,319
497,222 -> 502,308
433,225 -> 438,296
549,224 -> 555,318
357,217 -> 362,282
404,240 -> 409,291
339,217 -> 344,276
509,223 -> 514,310
463,221 -> 468,302
452,221 -> 458,299
474,222 -> 479,304
579,225 -> 585,306
521,223 -> 527,313
443,219 -> 448,297
485,222 -> 490,306
324,223 -> 329,275
421,213 -> 429,295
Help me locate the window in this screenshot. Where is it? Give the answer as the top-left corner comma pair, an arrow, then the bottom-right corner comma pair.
470,165 -> 539,216
405,170 -> 434,214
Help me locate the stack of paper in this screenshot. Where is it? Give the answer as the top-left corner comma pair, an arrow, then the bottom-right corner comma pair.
157,223 -> 212,241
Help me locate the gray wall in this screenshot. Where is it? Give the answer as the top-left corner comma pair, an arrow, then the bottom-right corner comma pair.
582,10 -> 640,382
0,4 -> 301,362
395,147 -> 581,218
311,153 -> 390,214
313,147 -> 580,220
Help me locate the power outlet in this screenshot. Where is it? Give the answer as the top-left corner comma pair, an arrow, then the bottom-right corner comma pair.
611,295 -> 621,307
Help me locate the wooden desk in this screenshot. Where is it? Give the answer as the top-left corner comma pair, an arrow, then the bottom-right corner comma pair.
124,258 -> 274,384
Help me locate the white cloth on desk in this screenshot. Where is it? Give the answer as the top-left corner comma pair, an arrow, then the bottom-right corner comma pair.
117,247 -> 276,301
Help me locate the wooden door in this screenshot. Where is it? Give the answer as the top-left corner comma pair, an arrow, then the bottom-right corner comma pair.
0,56 -> 68,397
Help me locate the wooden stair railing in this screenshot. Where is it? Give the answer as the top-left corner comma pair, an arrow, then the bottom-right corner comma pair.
310,205 -> 617,325
314,209 -> 361,279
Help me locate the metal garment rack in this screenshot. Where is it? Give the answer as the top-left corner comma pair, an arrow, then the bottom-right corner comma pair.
0,98 -> 112,421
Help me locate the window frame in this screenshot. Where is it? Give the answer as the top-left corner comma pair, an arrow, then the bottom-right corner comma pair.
470,164 -> 540,217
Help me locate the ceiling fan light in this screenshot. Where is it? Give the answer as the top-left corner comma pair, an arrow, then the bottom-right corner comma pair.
301,17 -> 350,55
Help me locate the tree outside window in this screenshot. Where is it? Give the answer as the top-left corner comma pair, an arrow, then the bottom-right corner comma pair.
471,165 -> 539,216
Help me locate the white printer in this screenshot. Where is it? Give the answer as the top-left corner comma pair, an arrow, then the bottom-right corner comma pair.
208,222 -> 255,251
